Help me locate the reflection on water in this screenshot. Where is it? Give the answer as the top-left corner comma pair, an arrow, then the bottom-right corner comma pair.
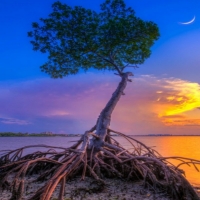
0,136 -> 200,186
116,136 -> 200,187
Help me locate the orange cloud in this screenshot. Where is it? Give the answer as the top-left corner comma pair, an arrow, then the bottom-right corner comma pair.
161,117 -> 200,126
149,78 -> 200,126
114,75 -> 200,130
159,79 -> 200,116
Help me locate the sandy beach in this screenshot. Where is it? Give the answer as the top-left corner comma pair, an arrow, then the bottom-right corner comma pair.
1,175 -> 200,200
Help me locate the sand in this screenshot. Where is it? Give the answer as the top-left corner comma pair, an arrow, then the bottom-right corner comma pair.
1,175 -> 200,200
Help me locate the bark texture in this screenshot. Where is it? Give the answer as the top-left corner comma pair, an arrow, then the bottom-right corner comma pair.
92,72 -> 133,149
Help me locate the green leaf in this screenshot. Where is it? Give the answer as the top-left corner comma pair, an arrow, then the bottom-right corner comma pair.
28,0 -> 159,78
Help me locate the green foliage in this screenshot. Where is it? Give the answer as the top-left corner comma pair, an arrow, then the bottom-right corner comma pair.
28,0 -> 159,78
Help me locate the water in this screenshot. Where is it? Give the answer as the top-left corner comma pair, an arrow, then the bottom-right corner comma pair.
116,136 -> 200,187
0,136 -> 200,186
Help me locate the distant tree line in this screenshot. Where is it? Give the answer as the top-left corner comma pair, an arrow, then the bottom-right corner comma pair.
0,132 -> 81,137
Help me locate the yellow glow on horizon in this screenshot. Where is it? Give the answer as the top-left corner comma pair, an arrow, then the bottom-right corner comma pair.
116,75 -> 200,128
161,80 -> 200,116
176,97 -> 183,101
154,79 -> 200,125
161,117 -> 200,126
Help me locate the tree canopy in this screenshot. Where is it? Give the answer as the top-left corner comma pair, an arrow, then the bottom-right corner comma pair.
28,0 -> 159,78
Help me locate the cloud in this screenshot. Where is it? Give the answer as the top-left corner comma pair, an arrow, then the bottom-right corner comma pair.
0,72 -> 118,133
162,115 -> 200,126
112,75 -> 200,130
0,73 -> 113,118
149,78 -> 200,126
160,115 -> 186,119
0,73 -> 199,134
0,117 -> 31,125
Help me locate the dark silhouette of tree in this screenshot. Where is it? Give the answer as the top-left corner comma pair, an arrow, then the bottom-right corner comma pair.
0,1 -> 199,199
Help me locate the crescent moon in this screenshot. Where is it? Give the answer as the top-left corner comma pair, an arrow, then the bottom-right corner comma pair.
179,16 -> 195,25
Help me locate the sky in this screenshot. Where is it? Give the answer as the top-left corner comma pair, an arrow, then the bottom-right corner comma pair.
0,0 -> 200,135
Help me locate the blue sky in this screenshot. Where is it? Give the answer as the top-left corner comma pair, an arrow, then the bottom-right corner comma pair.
0,0 -> 200,134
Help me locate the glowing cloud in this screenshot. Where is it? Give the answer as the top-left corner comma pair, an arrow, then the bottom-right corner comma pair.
161,117 -> 200,126
157,79 -> 200,116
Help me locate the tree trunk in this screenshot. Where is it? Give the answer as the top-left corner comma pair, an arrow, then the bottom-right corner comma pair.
91,72 -> 133,150
1,71 -> 200,200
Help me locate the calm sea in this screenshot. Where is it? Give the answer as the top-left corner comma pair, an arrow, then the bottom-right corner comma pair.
0,136 -> 200,186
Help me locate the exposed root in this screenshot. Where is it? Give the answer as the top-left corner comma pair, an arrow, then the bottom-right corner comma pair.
0,129 -> 200,200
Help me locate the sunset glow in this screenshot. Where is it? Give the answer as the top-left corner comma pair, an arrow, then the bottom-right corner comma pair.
152,79 -> 200,126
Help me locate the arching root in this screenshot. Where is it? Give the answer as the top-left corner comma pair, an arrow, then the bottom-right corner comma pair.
0,129 -> 200,200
